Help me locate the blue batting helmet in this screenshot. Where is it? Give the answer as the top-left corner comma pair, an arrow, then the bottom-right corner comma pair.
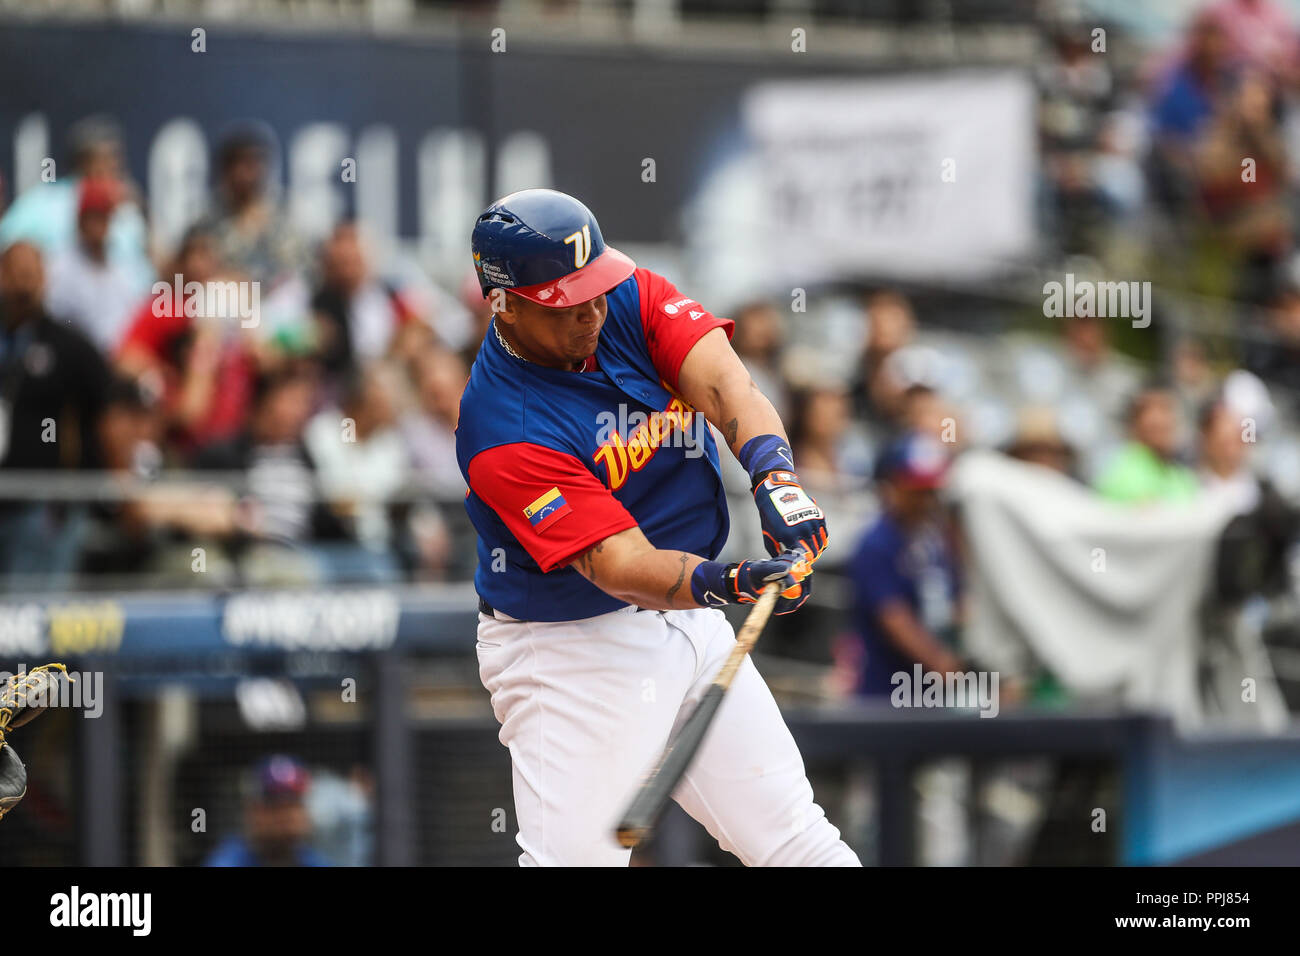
471,188 -> 636,307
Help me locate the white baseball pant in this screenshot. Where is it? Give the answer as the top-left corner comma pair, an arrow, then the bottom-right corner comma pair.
476,602 -> 861,866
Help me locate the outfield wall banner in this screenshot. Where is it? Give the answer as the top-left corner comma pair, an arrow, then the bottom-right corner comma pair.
742,71 -> 1038,283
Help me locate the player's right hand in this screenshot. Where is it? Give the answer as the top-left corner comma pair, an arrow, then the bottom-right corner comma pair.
690,550 -> 813,615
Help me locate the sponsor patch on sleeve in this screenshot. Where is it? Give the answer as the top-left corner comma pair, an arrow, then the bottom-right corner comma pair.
523,487 -> 572,534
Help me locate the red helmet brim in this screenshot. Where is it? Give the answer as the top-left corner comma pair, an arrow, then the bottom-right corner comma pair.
508,247 -> 636,308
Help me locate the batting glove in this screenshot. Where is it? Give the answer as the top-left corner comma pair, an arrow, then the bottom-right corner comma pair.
739,435 -> 829,562
690,550 -> 813,616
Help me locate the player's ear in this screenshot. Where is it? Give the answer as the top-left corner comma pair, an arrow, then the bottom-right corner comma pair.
495,290 -> 520,323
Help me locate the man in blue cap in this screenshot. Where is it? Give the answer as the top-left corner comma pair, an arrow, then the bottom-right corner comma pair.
848,432 -> 966,698
204,755 -> 330,867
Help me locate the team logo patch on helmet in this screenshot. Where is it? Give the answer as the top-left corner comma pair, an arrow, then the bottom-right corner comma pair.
480,261 -> 515,288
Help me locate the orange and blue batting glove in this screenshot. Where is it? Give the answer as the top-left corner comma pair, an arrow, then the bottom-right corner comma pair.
691,550 -> 813,616
738,434 -> 829,563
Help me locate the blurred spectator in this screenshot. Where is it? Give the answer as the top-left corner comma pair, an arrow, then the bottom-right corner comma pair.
899,383 -> 959,447
788,384 -> 852,489
1036,20 -> 1117,252
844,433 -> 964,697
0,116 -> 153,296
1062,313 -> 1141,421
400,346 -> 471,579
43,178 -> 139,353
1092,111 -> 1147,224
304,766 -> 374,867
303,363 -> 408,578
1147,10 -> 1235,245
1005,313 -> 1137,478
1095,383 -> 1198,504
80,376 -> 254,586
0,241 -> 110,470
195,123 -> 305,288
843,430 -> 993,868
0,241 -> 110,583
1246,283 -> 1300,409
730,301 -> 789,419
1171,337 -> 1218,425
1150,12 -> 1231,171
849,289 -> 916,431
785,383 -> 874,568
78,376 -> 165,579
205,755 -> 330,867
1004,406 -> 1077,478
1198,397 -> 1264,515
1199,393 -> 1300,605
96,375 -> 163,479
1204,0 -> 1298,80
1193,69 -> 1290,301
310,221 -> 428,382
193,366 -> 350,585
402,346 -> 468,498
457,269 -> 494,370
116,227 -> 261,458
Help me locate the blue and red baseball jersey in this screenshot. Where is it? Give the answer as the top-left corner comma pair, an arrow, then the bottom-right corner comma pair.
455,268 -> 735,621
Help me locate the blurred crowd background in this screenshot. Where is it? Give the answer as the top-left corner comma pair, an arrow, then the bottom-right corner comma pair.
2,0 -> 1300,867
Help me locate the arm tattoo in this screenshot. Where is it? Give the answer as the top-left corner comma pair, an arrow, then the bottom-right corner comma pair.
574,540 -> 604,579
723,417 -> 739,446
665,553 -> 690,605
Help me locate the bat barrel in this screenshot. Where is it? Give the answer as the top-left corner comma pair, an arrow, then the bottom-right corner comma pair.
612,583 -> 780,849
614,685 -> 726,848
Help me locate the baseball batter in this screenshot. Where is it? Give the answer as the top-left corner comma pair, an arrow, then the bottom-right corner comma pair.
457,189 -> 860,867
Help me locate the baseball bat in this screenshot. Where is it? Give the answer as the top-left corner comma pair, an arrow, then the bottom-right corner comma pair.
614,581 -> 781,849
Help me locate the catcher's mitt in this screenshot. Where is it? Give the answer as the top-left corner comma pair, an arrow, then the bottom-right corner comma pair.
0,664 -> 69,822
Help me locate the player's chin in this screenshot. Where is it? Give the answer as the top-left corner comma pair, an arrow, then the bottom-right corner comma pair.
571,330 -> 601,356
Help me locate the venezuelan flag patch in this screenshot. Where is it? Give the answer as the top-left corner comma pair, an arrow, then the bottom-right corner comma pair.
523,487 -> 572,534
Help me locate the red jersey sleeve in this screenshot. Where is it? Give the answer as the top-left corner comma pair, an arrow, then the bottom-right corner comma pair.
467,442 -> 640,573
636,268 -> 734,391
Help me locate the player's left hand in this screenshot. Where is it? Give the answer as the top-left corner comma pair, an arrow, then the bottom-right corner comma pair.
690,550 -> 813,615
752,470 -> 829,562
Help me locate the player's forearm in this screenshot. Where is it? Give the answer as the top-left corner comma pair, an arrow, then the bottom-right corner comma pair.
708,370 -> 788,460
691,361 -> 780,460
676,327 -> 787,457
573,538 -> 706,610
